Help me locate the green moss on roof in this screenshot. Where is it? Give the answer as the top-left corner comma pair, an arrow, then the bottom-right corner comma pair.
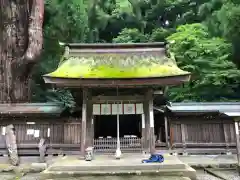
46,54 -> 189,78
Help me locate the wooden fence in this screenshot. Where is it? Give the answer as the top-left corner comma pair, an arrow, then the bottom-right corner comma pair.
0,118 -> 81,155
0,116 -> 237,156
170,116 -> 236,154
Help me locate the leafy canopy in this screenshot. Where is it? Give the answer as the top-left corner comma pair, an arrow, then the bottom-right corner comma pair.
30,0 -> 240,105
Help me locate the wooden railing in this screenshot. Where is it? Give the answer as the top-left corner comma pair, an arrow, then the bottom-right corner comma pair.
93,136 -> 142,153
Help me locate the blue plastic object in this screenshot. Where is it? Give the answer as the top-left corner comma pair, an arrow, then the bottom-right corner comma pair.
142,154 -> 164,163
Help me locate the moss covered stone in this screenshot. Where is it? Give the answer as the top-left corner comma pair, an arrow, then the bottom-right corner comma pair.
46,54 -> 189,78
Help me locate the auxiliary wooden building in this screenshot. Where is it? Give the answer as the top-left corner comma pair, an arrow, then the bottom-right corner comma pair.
0,103 -> 82,155
43,42 -> 191,155
166,102 -> 240,155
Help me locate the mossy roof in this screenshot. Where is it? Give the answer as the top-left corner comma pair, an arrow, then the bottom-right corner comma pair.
46,52 -> 189,79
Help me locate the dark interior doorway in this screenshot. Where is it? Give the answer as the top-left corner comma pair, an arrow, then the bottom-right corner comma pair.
154,113 -> 166,143
94,115 -> 117,138
119,115 -> 141,137
94,115 -> 141,138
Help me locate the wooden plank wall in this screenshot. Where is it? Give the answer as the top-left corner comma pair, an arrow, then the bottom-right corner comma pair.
0,115 -> 236,155
170,116 -> 236,154
0,117 -> 81,155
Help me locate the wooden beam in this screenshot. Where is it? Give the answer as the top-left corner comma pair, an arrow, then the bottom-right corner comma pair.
92,95 -> 144,103
173,142 -> 236,147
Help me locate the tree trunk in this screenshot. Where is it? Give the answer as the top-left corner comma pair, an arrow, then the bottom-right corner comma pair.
0,0 -> 44,103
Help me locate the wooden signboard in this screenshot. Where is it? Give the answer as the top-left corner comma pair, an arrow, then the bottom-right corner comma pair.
93,103 -> 143,115
101,104 -> 111,115
93,104 -> 101,115
111,104 -> 123,115
123,104 -> 135,114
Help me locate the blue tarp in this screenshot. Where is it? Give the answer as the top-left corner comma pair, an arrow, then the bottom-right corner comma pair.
142,154 -> 164,163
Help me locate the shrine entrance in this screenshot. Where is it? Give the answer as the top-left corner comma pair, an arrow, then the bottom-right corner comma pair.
93,104 -> 143,153
94,114 -> 141,138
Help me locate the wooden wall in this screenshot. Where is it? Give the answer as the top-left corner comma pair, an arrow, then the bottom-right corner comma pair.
169,115 -> 236,154
0,114 -> 237,155
0,117 -> 81,155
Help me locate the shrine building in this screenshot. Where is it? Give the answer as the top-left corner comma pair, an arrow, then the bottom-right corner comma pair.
43,42 -> 191,155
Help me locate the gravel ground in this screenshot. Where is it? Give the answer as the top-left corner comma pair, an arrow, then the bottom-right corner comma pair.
196,169 -> 221,180
209,169 -> 240,180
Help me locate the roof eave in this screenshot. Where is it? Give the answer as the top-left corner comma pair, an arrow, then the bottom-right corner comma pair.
0,103 -> 66,117
43,74 -> 191,88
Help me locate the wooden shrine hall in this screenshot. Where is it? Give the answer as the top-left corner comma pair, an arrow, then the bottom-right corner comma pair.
43,42 -> 191,155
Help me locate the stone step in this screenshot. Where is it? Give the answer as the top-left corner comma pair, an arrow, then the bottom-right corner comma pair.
41,167 -> 196,180
47,163 -> 186,172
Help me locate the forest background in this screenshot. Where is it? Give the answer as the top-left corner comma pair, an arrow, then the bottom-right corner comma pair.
31,0 -> 240,108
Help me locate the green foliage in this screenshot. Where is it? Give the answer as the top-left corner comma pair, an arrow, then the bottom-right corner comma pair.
112,28 -> 148,43
31,0 -> 240,105
150,28 -> 174,42
167,23 -> 240,101
199,0 -> 240,64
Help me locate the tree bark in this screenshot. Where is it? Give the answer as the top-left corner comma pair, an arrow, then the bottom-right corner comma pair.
0,0 -> 44,103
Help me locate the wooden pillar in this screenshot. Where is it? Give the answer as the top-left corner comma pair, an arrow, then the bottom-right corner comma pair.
181,124 -> 187,154
143,90 -> 155,154
223,123 -> 230,154
80,89 -> 87,155
234,121 -> 240,175
164,116 -> 170,149
141,114 -> 145,136
143,98 -> 149,153
141,113 -> 145,151
170,124 -> 174,149
91,116 -> 95,145
86,95 -> 93,147
149,91 -> 155,154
